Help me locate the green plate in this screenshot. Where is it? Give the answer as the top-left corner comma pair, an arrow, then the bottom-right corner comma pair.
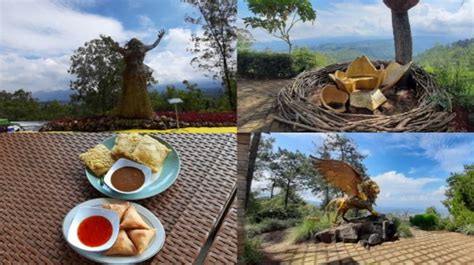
86,135 -> 180,200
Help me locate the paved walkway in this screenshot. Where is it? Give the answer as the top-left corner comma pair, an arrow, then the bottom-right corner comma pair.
237,79 -> 292,132
260,229 -> 474,264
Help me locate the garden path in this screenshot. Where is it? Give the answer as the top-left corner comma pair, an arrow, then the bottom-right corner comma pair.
259,228 -> 474,264
238,79 -> 292,132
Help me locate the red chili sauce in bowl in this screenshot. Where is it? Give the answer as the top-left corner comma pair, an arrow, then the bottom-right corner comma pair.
77,215 -> 113,247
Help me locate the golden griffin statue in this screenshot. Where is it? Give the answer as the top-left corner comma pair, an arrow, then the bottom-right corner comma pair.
312,157 -> 380,223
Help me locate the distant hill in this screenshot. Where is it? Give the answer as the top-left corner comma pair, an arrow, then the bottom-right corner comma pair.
252,35 -> 459,62
32,80 -> 224,102
414,38 -> 474,111
32,90 -> 72,103
415,38 -> 474,64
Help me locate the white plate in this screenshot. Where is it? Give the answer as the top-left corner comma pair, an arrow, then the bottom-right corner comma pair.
63,198 -> 166,264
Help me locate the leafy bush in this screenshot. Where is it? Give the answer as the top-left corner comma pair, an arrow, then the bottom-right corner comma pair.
439,217 -> 458,231
242,237 -> 263,265
417,39 -> 474,111
254,207 -> 301,222
409,213 -> 440,230
286,215 -> 332,244
246,218 -> 299,237
237,50 -> 294,79
397,222 -> 413,238
291,47 -> 329,73
443,165 -> 474,230
458,224 -> 474,236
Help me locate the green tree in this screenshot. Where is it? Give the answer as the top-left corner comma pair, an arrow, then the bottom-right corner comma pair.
184,0 -> 237,110
254,136 -> 283,199
325,134 -> 368,178
310,141 -> 335,209
243,0 -> 316,53
68,37 -> 123,115
237,28 -> 255,52
443,164 -> 474,228
0,89 -> 41,121
274,148 -> 315,208
38,101 -> 73,120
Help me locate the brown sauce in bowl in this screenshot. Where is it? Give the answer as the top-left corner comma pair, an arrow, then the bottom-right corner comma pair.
111,167 -> 145,192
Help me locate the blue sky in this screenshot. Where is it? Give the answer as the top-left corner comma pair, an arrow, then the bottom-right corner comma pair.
0,0 -> 221,93
238,0 -> 473,42
253,133 -> 474,214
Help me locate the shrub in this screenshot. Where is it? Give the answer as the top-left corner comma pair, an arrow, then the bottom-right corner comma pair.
397,222 -> 413,238
237,50 -> 294,79
254,206 -> 301,222
409,213 -> 440,230
291,47 -> 329,73
458,224 -> 474,236
418,40 -> 474,111
443,165 -> 474,230
286,215 -> 332,244
242,237 -> 263,265
246,218 -> 299,238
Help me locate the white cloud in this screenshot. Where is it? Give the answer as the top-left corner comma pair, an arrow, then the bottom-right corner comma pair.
360,148 -> 371,157
410,0 -> 474,36
377,134 -> 474,174
417,134 -> 474,173
0,0 -> 137,55
0,0 -> 214,92
146,28 -> 211,85
372,171 -> 446,210
0,53 -> 70,92
243,0 -> 473,42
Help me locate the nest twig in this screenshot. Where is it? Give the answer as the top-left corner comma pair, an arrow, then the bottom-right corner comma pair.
275,61 -> 455,132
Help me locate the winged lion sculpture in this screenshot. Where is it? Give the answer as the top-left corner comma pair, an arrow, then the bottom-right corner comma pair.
311,157 -> 380,223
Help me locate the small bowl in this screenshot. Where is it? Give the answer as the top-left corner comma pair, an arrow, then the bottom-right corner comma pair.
67,207 -> 120,252
104,158 -> 152,195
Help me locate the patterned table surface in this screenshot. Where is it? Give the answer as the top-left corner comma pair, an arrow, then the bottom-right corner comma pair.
0,133 -> 236,264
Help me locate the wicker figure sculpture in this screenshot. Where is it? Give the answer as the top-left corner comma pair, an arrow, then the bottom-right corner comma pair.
312,157 -> 380,223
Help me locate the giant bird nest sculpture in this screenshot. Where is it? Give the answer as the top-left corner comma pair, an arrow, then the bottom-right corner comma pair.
275,59 -> 455,132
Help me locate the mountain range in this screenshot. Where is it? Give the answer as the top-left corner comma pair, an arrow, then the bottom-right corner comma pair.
32,80 -> 224,102
253,35 -> 460,62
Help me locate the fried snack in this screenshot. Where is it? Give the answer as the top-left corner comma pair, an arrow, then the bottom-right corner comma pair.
79,144 -> 115,176
103,202 -> 130,221
104,230 -> 137,256
111,133 -> 143,160
128,229 -> 156,254
131,135 -> 171,173
121,205 -> 150,230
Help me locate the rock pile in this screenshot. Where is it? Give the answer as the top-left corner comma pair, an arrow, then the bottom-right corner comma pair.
313,215 -> 397,248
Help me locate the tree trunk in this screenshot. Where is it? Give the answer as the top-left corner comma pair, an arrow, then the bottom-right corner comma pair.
222,55 -> 236,110
391,10 -> 413,65
245,133 -> 261,209
284,178 -> 291,208
322,184 -> 329,209
270,181 -> 275,198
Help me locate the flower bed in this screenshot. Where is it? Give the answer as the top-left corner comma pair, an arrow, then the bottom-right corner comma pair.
39,112 -> 236,132
155,111 -> 236,124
